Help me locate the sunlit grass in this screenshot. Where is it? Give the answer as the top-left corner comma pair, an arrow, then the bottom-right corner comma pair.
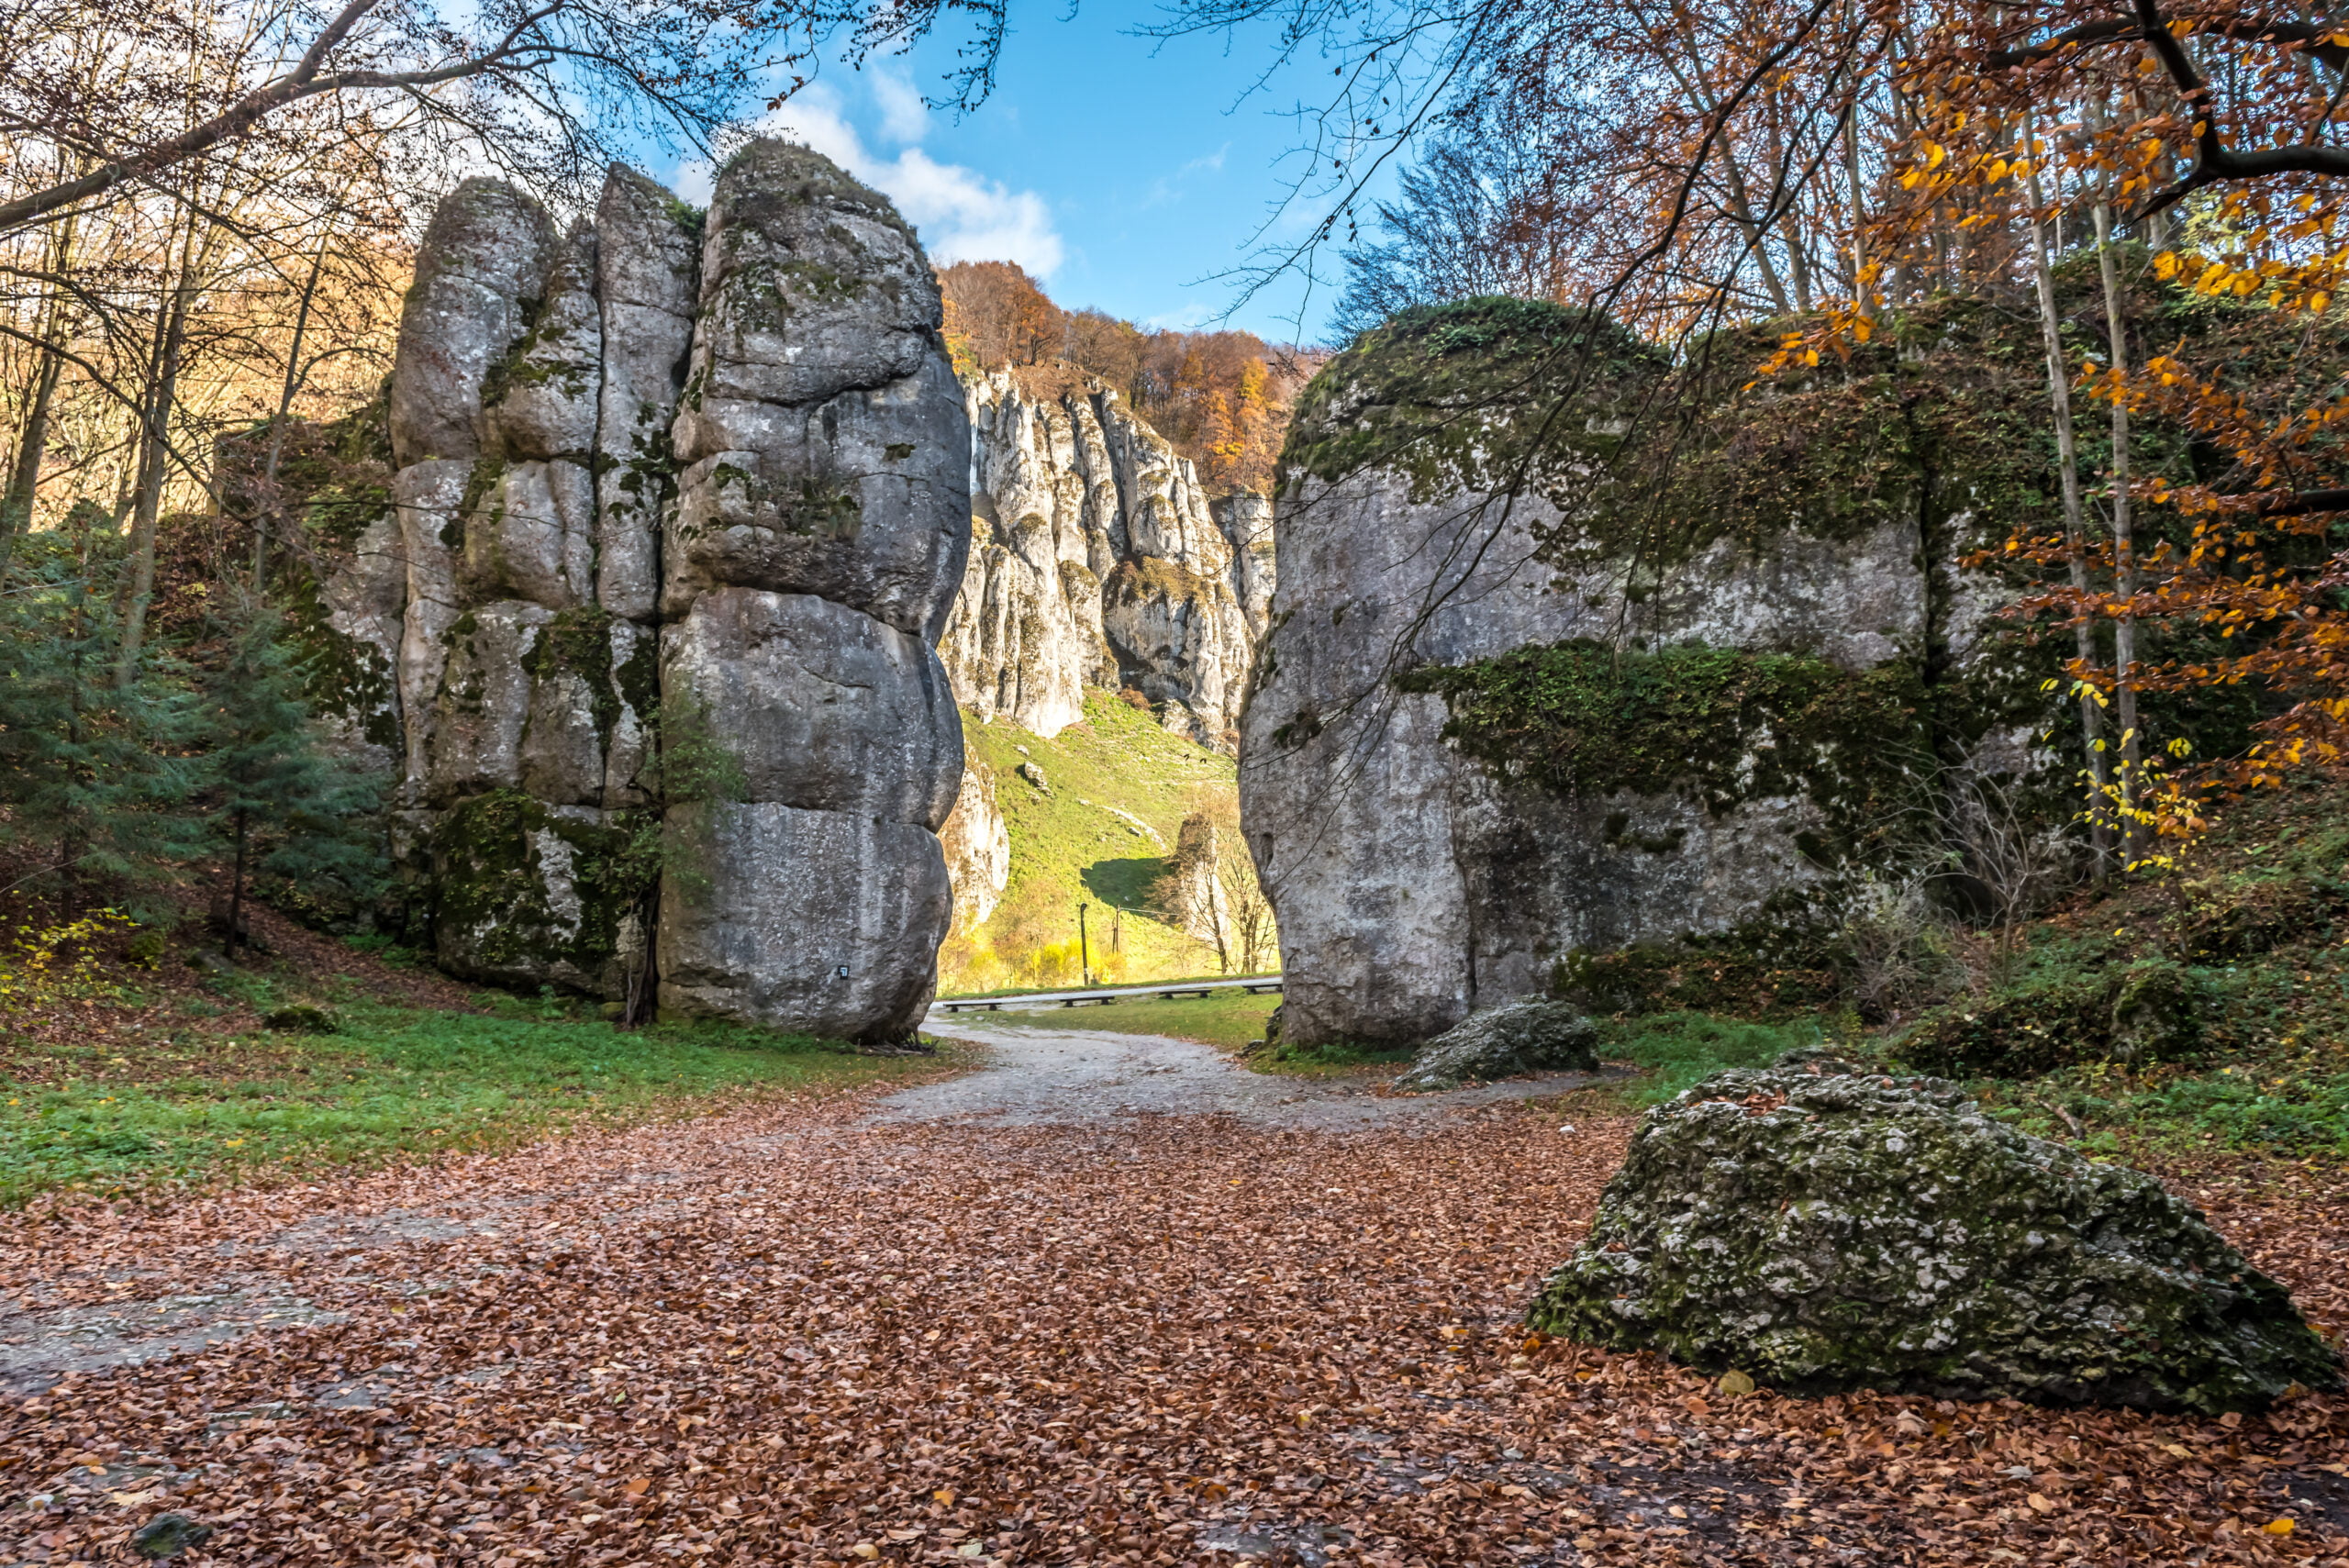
0,997 -> 933,1205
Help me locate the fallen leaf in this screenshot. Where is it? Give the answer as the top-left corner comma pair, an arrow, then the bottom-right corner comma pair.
1717,1369 -> 1755,1396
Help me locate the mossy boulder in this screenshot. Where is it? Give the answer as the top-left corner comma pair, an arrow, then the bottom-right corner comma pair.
1393,1000 -> 1600,1091
1528,1068 -> 2340,1412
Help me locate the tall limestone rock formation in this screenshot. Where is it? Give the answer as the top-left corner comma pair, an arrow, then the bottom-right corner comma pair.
1241,298 -> 2045,1047
368,145 -> 966,1041
937,372 -> 1271,753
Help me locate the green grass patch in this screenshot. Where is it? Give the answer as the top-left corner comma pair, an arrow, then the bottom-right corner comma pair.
1976,1062 -> 2349,1162
973,988 -> 1281,1051
1598,1011 -> 1830,1105
1253,1040 -> 1419,1077
0,997 -> 935,1206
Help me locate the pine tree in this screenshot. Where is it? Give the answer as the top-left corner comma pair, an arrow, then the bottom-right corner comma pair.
195,606 -> 385,956
0,515 -> 206,911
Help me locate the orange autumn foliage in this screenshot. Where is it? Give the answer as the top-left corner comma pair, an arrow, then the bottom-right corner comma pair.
938,260 -> 1319,495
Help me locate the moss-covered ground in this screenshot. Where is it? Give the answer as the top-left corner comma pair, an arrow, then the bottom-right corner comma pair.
1908,777 -> 2349,1162
945,691 -> 1269,991
0,910 -> 944,1207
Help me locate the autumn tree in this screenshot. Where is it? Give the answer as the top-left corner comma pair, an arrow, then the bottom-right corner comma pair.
938,263 -> 1318,494
939,261 -> 1067,370
1156,0 -> 2349,859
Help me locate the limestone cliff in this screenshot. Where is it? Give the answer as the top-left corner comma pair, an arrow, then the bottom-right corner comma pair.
938,759 -> 1010,930
357,147 -> 966,1041
1240,298 -> 2045,1047
938,373 -> 1271,753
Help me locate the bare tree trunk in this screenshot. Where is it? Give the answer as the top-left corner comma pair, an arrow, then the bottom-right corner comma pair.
2092,199 -> 2145,867
252,229 -> 332,591
228,806 -> 250,960
1,348 -> 61,573
2022,119 -> 2117,879
118,217 -> 200,684
1842,11 -> 1872,317
1,215 -> 80,590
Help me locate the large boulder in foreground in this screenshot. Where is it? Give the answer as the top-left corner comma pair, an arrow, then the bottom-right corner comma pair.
1529,1068 -> 2341,1412
1392,1000 -> 1600,1091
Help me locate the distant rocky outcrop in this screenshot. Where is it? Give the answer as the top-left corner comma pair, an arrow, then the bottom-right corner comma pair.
352,145 -> 966,1041
938,372 -> 1272,753
1239,298 -> 2042,1047
1530,1068 -> 2343,1411
939,758 -> 1010,930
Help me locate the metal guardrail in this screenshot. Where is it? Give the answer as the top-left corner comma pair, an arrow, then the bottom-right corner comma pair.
934,977 -> 1282,1015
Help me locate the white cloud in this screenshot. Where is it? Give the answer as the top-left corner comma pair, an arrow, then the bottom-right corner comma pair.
673,82 -> 1065,280
869,69 -> 931,147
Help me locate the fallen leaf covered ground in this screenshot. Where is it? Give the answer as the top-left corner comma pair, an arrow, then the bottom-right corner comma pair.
1,1065 -> 2344,1567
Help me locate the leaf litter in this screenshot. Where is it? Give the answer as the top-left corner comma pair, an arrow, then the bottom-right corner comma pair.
0,1073 -> 2343,1566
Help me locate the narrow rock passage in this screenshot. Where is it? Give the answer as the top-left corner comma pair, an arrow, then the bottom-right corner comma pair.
1,1035 -> 2342,1566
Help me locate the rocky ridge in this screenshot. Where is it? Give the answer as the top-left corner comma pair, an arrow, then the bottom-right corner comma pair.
353,146 -> 968,1041
938,372 -> 1272,753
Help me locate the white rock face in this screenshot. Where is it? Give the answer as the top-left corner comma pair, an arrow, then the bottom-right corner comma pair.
1162,815 -> 1230,948
937,373 -> 1273,752
1241,455 -> 1944,1048
938,761 -> 1010,930
364,149 -> 969,1040
387,181 -> 554,468
661,588 -> 962,829
593,165 -> 699,623
653,143 -> 968,1040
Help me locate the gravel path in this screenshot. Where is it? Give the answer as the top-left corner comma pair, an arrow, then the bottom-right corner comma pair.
896,1021 -> 1624,1129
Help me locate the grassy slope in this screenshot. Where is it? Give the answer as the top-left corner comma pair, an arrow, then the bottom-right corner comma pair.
0,906 -> 941,1206
947,691 -> 1258,991
1930,776 -> 2349,1161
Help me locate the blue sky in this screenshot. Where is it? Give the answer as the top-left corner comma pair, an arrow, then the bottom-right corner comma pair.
669,2 -> 1377,345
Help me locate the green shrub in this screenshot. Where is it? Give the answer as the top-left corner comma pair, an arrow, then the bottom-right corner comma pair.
1898,960 -> 2206,1079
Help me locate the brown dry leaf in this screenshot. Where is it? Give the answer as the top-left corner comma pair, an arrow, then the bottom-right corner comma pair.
0,1079 -> 2339,1567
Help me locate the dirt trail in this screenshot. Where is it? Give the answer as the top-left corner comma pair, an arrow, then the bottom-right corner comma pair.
0,1034 -> 1604,1399
1,1030 -> 2342,1566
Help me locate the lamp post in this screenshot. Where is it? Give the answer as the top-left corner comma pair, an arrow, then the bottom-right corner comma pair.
1078,901 -> 1091,987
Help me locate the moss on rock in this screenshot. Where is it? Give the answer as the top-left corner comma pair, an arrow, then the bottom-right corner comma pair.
1528,1067 -> 2341,1411
1398,639 -> 1934,826
1284,297 -> 1664,504
429,789 -> 657,989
